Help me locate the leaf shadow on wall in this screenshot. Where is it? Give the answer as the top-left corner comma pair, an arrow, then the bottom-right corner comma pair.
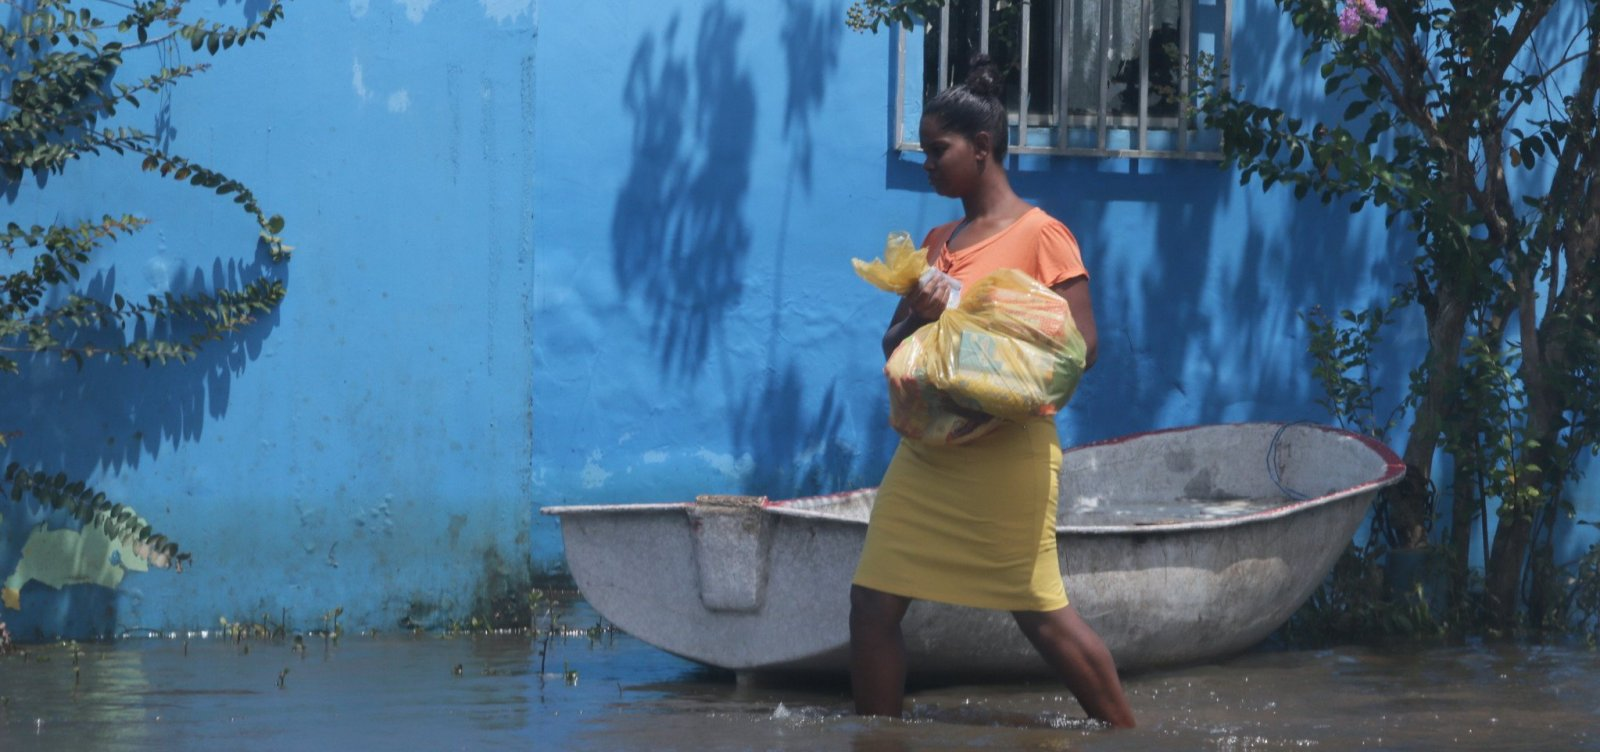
725,1 -> 888,499
779,0 -> 843,192
0,248 -> 284,640
0,0 -> 291,641
610,2 -> 757,383
882,3 -> 1394,448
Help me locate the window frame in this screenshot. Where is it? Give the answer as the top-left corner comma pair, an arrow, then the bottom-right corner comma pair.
894,0 -> 1232,160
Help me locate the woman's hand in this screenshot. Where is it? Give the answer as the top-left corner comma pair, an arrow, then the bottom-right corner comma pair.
906,273 -> 954,320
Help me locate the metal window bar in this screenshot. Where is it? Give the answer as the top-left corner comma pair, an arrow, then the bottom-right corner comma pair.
1097,0 -> 1110,152
980,0 -> 990,54
1018,0 -> 1032,149
1058,0 -> 1070,151
896,18 -> 907,147
898,0 -> 1226,159
1221,0 -> 1232,98
1178,0 -> 1191,152
938,3 -> 951,92
1137,0 -> 1151,151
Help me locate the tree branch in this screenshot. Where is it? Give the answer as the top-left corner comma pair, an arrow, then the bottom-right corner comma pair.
1489,0 -> 1557,88
1546,33 -> 1600,323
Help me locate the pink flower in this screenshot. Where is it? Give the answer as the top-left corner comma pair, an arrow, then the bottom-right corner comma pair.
1339,0 -> 1388,34
1339,5 -> 1364,34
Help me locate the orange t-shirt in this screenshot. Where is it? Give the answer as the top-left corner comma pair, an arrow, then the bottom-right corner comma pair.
921,207 -> 1089,289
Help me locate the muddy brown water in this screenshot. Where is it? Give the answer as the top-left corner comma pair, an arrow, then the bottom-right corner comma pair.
1,600 -> 1596,751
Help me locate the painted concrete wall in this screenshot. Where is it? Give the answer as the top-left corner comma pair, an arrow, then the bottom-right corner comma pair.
1,0 -> 1593,639
3,0 -> 543,638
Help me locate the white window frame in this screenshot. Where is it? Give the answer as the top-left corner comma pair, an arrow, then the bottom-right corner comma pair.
895,0 -> 1232,160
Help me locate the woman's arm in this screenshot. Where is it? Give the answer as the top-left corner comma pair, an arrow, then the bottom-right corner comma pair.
881,266 -> 956,359
1052,277 -> 1098,370
881,296 -> 928,359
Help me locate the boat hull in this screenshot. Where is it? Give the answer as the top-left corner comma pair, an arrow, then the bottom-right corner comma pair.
546,423 -> 1404,677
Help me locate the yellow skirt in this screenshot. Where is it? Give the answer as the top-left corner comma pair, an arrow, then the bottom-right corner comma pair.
852,418 -> 1068,611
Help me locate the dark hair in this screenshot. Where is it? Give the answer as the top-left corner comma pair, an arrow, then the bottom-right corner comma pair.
924,55 -> 1008,160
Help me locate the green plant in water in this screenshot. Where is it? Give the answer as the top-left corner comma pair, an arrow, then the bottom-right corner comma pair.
1183,0 -> 1600,635
218,609 -> 292,642
320,606 -> 343,644
532,595 -> 589,688
1292,295 -> 1454,641
528,587 -> 547,628
537,605 -> 557,681
1565,522 -> 1600,647
1283,540 -> 1456,644
1303,294 -> 1414,445
1,1 -> 291,568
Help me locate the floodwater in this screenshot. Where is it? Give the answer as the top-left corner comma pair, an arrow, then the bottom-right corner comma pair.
1,600 -> 1597,751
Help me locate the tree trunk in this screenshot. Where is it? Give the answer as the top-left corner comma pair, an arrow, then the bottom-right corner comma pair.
1484,512 -> 1532,630
1395,287 -> 1469,548
1447,447 -> 1477,615
1482,408 -> 1560,632
1484,269 -> 1565,629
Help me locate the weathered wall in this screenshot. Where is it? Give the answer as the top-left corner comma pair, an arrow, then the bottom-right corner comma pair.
2,0 -> 543,637
1,0 -> 1593,639
528,0 -> 1412,497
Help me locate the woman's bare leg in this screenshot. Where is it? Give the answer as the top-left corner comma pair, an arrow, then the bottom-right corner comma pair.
850,584 -> 913,717
1012,605 -> 1136,728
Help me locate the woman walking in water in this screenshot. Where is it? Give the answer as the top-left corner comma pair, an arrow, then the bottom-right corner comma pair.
849,56 -> 1136,728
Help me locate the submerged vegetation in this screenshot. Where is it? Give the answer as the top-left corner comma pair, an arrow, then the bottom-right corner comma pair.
1,1 -> 289,568
0,592 -> 614,705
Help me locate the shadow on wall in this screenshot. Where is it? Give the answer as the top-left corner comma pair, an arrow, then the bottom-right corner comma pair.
610,2 -> 756,383
883,151 -> 1369,442
725,0 -> 883,500
731,365 -> 896,500
779,0 -> 842,191
0,243 -> 283,639
882,0 -> 1402,445
2,0 -> 286,631
1067,168 -> 1388,441
609,2 -> 881,500
0,250 -> 284,479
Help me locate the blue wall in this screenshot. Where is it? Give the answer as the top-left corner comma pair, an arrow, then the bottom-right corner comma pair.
1,0 -> 1593,637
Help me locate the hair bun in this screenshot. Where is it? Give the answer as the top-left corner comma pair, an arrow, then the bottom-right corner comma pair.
963,54 -> 1004,100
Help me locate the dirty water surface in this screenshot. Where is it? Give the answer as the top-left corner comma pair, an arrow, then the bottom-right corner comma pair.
1,600 -> 1597,751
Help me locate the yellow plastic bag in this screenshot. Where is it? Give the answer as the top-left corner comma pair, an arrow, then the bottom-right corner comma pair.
917,269 -> 1088,422
857,231 -> 1087,444
851,231 -> 928,294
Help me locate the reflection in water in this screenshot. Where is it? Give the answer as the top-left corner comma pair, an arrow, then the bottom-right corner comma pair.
1,602 -> 1598,751
1,644 -> 159,751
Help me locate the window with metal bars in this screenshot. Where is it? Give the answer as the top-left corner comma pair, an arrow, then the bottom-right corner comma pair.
895,0 -> 1231,159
